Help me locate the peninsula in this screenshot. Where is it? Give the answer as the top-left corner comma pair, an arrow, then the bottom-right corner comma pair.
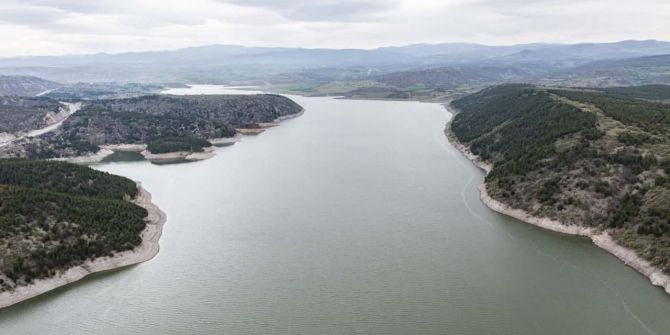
0,160 -> 166,308
0,87 -> 304,308
0,93 -> 304,163
447,84 -> 670,293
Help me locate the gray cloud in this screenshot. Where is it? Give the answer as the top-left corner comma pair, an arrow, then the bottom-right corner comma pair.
222,0 -> 397,21
0,5 -> 68,26
0,0 -> 209,32
0,0 -> 668,56
7,0 -> 119,14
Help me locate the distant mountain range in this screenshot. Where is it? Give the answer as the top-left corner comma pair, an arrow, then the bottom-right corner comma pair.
1,40 -> 670,84
539,54 -> 670,87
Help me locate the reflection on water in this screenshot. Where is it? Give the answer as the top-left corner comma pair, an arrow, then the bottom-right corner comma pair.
101,151 -> 145,163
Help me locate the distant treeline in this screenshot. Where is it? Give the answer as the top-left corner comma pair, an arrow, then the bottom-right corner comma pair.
601,85 -> 670,102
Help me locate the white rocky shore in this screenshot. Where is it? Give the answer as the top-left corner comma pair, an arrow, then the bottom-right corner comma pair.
209,134 -> 241,146
100,143 -> 147,152
52,148 -> 115,164
0,184 -> 167,308
235,128 -> 266,135
140,146 -> 216,163
274,109 -> 304,122
235,110 -> 305,136
444,104 -> 670,295
46,109 -> 306,165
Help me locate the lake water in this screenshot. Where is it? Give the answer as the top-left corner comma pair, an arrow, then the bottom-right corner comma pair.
2,86 -> 670,334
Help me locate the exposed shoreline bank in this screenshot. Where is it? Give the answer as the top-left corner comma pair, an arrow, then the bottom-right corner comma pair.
274,109 -> 305,122
0,184 -> 167,309
140,146 -> 216,163
443,104 -> 670,295
52,148 -> 115,164
53,109 -> 306,165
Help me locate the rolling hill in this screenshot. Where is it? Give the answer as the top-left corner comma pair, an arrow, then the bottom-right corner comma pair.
2,40 -> 670,84
450,84 -> 670,272
0,76 -> 61,96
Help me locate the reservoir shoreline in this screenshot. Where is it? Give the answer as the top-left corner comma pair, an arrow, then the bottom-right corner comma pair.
5,88 -> 670,333
54,109 -> 305,165
0,184 -> 167,309
443,104 -> 670,295
0,102 -> 305,308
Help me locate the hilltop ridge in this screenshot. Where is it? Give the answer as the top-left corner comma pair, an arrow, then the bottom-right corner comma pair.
450,84 -> 670,274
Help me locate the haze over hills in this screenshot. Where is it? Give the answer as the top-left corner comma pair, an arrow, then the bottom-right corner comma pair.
2,40 -> 670,85
539,54 -> 670,87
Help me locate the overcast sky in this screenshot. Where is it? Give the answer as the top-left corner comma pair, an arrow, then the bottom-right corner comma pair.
1,0 -> 669,56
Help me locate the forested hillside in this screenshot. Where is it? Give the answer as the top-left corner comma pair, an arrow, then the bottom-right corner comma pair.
43,82 -> 164,100
601,85 -> 670,102
451,84 -> 670,272
0,94 -> 303,159
0,160 -> 147,292
147,137 -> 212,154
375,65 -> 532,91
93,94 -> 302,126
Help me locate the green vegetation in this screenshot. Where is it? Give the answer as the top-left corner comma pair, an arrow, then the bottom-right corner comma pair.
43,82 -> 163,101
147,137 -> 212,154
270,80 -> 389,96
550,89 -> 670,131
0,159 -> 147,292
49,107 -> 233,153
602,85 -> 670,101
376,65 -> 530,91
451,84 -> 670,272
1,94 -> 302,160
452,84 -> 597,177
617,131 -> 656,146
0,159 -> 138,199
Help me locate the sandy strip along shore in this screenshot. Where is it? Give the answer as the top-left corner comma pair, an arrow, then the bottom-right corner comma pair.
141,146 -> 216,163
274,109 -> 305,122
100,143 -> 147,152
443,104 -> 670,295
52,148 -> 115,165
44,108 -> 307,164
0,184 -> 167,309
209,134 -> 241,146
